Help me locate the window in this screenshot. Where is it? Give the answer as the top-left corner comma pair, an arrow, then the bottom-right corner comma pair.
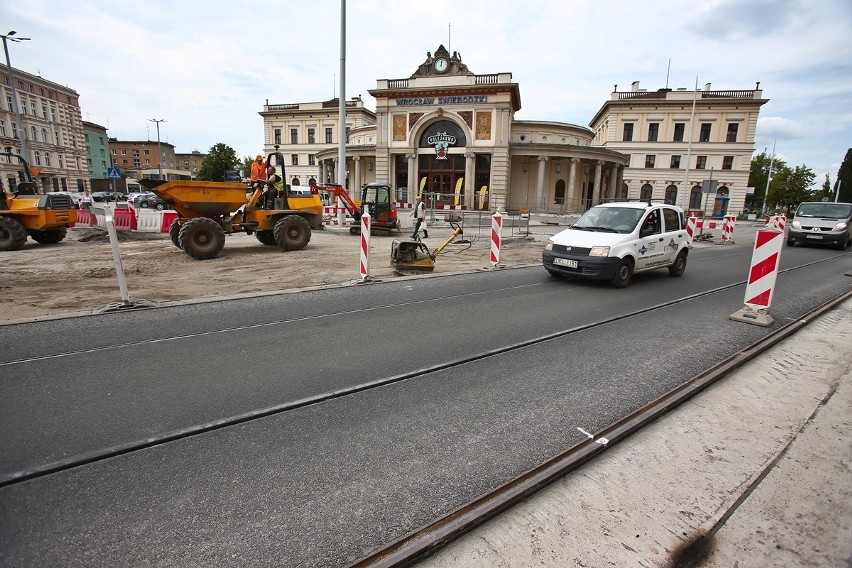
12,122 -> 17,138
50,107 -> 56,121
30,126 -> 37,140
622,123 -> 634,141
325,127 -> 333,143
6,95 -> 12,111
640,183 -> 653,201
144,149 -> 150,156
290,128 -> 298,144
44,152 -> 51,167
121,149 -> 127,155
42,104 -> 47,118
722,156 -> 734,170
132,150 -> 139,157
308,128 -> 315,144
0,121 -> 4,137
696,155 -> 707,169
31,101 -> 37,116
645,155 -> 656,168
99,149 -> 105,156
41,128 -> 48,143
673,122 -> 685,142
291,154 -> 299,166
274,128 -> 281,144
699,123 -> 711,142
308,154 -> 316,166
648,123 -> 659,142
58,155 -> 62,168
670,155 -> 681,169
662,205 -> 681,229
726,123 -> 739,142
34,151 -> 41,165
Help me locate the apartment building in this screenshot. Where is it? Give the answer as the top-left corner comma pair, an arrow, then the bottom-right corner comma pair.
0,64 -> 90,193
83,121 -> 112,180
108,138 -> 181,180
175,150 -> 205,178
590,81 -> 768,217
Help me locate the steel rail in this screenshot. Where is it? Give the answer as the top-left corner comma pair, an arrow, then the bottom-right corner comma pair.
346,287 -> 852,568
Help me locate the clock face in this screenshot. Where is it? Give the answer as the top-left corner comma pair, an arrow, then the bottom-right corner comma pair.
434,58 -> 448,73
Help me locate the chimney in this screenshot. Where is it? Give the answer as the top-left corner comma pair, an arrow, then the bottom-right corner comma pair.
704,83 -> 712,91
631,81 -> 640,92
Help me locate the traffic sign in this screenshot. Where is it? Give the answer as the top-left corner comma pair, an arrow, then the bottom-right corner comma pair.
108,167 -> 121,179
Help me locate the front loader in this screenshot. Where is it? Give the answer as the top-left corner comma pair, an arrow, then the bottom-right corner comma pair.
0,149 -> 77,251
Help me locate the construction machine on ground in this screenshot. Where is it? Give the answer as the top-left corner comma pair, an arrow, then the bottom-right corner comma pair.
0,149 -> 77,251
142,148 -> 323,260
315,182 -> 400,235
390,222 -> 465,275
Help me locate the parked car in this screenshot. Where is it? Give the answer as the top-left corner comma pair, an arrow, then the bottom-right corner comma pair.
542,201 -> 689,287
91,191 -> 120,202
143,194 -> 170,210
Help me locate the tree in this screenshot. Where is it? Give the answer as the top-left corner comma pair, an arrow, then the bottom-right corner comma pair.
767,164 -> 816,213
241,155 -> 256,177
196,143 -> 240,181
748,151 -> 787,210
813,173 -> 834,202
836,148 -> 852,202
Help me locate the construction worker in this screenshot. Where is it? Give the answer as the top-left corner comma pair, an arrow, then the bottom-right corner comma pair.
250,155 -> 266,186
261,165 -> 284,208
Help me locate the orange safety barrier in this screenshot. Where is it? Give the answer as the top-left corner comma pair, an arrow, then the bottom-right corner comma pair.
113,207 -> 138,232
161,211 -> 179,233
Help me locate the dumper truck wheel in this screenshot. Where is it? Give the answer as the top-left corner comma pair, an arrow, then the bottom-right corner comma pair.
274,215 -> 311,251
168,219 -> 181,248
256,230 -> 277,246
28,228 -> 67,244
0,216 -> 28,251
178,217 -> 226,260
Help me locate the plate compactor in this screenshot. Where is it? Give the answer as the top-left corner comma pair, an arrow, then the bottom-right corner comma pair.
390,222 -> 464,275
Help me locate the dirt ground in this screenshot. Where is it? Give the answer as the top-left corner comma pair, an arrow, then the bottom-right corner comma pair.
0,223 -> 553,324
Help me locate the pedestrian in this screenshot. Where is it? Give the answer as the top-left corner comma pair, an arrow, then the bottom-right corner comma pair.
79,189 -> 93,210
412,195 -> 427,239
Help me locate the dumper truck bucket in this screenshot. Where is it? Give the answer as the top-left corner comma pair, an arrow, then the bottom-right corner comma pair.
141,179 -> 248,218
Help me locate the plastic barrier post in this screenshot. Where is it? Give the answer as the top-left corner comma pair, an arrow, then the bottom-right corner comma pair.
490,210 -> 503,268
112,207 -> 137,232
686,216 -> 697,247
730,228 -> 784,327
721,214 -> 736,243
359,211 -> 371,281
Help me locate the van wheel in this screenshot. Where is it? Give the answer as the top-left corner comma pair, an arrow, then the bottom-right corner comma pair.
610,258 -> 633,288
668,251 -> 688,277
786,238 -> 796,247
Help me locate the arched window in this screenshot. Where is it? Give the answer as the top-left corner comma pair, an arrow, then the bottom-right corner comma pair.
620,182 -> 629,200
34,151 -> 41,165
664,184 -> 677,204
640,183 -> 653,201
554,179 -> 566,205
30,126 -> 37,140
44,152 -> 51,167
418,120 -> 467,148
291,177 -> 301,186
689,185 -> 703,209
41,128 -> 48,143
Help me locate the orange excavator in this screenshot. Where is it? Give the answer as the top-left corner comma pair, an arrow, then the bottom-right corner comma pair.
315,182 -> 401,235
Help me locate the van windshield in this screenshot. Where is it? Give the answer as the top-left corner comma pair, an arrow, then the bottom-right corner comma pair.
796,203 -> 852,219
573,206 -> 643,233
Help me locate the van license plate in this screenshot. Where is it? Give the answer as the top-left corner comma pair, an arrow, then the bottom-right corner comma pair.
806,234 -> 824,240
554,258 -> 578,268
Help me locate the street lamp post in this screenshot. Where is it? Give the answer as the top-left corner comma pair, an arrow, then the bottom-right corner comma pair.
149,118 -> 166,180
2,30 -> 31,161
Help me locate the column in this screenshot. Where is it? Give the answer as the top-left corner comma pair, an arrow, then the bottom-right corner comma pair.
407,153 -> 416,202
535,156 -> 548,212
592,161 -> 603,205
567,158 -> 579,211
465,152 -> 475,209
353,156 -> 361,194
608,164 -> 619,200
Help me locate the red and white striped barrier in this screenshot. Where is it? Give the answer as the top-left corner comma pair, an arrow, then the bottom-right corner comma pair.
161,211 -> 178,233
765,214 -> 786,231
686,216 -> 698,247
359,211 -> 371,281
73,209 -> 98,228
730,227 -> 785,327
490,210 -> 503,267
721,215 -> 737,243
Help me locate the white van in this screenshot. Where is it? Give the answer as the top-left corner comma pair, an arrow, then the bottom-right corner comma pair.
787,201 -> 852,249
542,201 -> 688,287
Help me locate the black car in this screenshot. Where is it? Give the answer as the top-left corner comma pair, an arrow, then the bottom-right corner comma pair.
143,194 -> 170,210
91,191 -> 120,202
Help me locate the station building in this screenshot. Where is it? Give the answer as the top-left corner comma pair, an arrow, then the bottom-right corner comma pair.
261,45 -> 766,217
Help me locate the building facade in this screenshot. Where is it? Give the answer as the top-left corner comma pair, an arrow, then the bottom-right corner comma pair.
175,150 -> 205,178
259,48 -> 766,217
83,121 -> 112,180
0,64 -> 90,193
108,138 -> 181,181
589,81 -> 767,217
259,96 -> 376,187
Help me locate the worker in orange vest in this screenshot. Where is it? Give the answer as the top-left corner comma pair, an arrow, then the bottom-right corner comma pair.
250,154 -> 266,186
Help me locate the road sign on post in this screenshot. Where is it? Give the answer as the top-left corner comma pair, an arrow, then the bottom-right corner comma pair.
108,167 -> 121,179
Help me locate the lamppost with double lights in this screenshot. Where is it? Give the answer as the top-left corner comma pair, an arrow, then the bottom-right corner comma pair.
1,30 -> 31,161
149,118 -> 166,180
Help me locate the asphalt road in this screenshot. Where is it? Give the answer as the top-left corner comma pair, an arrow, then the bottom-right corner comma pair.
1,237 -> 850,567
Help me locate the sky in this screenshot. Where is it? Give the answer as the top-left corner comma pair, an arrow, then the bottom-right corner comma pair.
5,0 -> 851,186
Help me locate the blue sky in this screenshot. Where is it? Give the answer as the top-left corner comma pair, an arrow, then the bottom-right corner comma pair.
6,0 -> 851,185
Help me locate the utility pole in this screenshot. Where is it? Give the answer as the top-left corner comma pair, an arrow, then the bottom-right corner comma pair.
2,30 -> 31,162
761,139 -> 776,215
149,118 -> 166,180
